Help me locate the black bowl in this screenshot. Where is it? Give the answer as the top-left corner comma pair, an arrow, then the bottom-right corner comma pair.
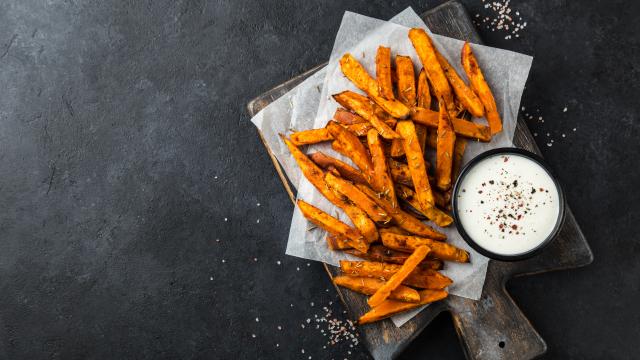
451,148 -> 566,261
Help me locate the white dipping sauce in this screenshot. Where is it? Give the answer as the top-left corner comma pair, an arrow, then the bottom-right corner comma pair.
456,153 -> 560,256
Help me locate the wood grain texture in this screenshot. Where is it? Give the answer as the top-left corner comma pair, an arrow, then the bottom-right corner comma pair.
247,1 -> 593,359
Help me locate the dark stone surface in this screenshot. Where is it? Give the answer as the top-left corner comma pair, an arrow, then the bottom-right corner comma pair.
0,0 -> 637,359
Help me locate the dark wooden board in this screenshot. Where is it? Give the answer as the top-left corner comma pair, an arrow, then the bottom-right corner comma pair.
247,2 -> 593,359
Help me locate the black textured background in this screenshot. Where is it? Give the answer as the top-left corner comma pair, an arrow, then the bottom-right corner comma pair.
0,1 -> 638,359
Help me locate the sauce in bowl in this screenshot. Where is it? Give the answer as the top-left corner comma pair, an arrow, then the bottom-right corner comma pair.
453,149 -> 565,260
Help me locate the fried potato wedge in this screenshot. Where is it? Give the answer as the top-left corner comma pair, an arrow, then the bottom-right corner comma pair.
357,183 -> 447,241
461,42 -> 502,134
416,69 -> 432,109
340,260 -> 452,290
326,233 -> 352,250
389,159 -> 414,186
333,108 -> 366,124
339,53 -> 411,119
375,46 -> 395,100
395,55 -> 416,107
290,128 -> 333,146
325,172 -> 391,224
396,120 -> 435,209
281,135 -> 378,243
367,129 -> 397,208
359,289 -> 448,324
408,28 -> 454,113
435,51 -> 484,117
380,231 -> 470,263
333,91 -> 400,139
411,108 -> 491,142
345,245 -> 444,270
297,199 -> 369,253
436,105 -> 456,191
334,275 -> 420,303
310,152 -> 368,185
326,121 -> 376,183
368,245 -> 430,307
396,184 -> 453,227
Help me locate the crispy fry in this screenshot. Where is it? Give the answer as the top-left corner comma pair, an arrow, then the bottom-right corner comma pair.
395,55 -> 416,107
310,152 -> 368,185
389,122 -> 427,158
435,51 -> 484,117
297,200 -> 369,253
358,289 -> 448,324
389,138 -> 405,158
408,28 -> 454,113
334,276 -> 420,303
290,128 -> 333,146
333,91 -> 400,139
380,230 -> 469,262
326,233 -> 352,250
345,245 -> 444,270
356,183 -> 447,240
368,245 -> 430,307
339,53 -> 411,119
367,129 -> 397,208
389,159 -> 414,186
326,121 -> 376,183
325,172 -> 391,224
340,260 -> 452,290
334,108 -> 366,125
281,135 -> 378,243
452,138 -> 467,181
461,42 -> 502,134
436,104 -> 456,191
395,184 -> 453,227
396,120 -> 435,210
416,69 -> 431,109
375,47 -> 394,100
411,108 -> 491,142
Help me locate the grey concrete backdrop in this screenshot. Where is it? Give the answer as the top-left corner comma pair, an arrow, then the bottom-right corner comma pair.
0,0 -> 638,359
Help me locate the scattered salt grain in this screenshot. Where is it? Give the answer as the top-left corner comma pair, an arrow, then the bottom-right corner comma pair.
224,218 -> 228,222
276,260 -> 281,265
253,257 -> 258,262
252,334 -> 256,338
473,0 -> 527,39
563,107 -> 568,112
547,143 -> 553,147
257,202 -> 261,206
256,219 -> 260,223
255,317 -> 259,322
214,176 -> 218,179
562,134 -> 566,138
277,325 -> 282,330
296,267 -> 300,271
310,302 -> 315,307
221,259 -> 226,263
209,277 -> 213,281
573,128 -> 577,131
215,238 -> 220,242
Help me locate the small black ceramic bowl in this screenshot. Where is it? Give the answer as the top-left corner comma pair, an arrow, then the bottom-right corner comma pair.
451,148 -> 566,261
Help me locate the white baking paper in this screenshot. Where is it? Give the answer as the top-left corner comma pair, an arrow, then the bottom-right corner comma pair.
250,7 -> 533,327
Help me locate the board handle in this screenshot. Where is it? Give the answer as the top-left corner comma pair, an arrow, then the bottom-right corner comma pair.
446,264 -> 547,360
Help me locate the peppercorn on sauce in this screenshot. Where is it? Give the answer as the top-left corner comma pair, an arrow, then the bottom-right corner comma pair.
456,154 -> 560,255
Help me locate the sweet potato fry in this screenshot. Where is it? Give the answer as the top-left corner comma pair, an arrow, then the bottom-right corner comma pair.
334,108 -> 366,125
395,55 -> 416,107
340,260 -> 452,290
339,53 -> 411,119
367,129 -> 397,208
345,245 -> 444,270
389,122 -> 427,158
326,233 -> 352,250
411,108 -> 491,142
380,231 -> 470,263
408,28 -> 454,113
389,138 -> 405,158
356,183 -> 446,241
325,172 -> 391,224
297,199 -> 368,253
416,69 -> 431,109
326,121 -> 375,183
375,47 -> 395,100
435,51 -> 484,117
290,128 -> 333,146
310,152 -> 368,185
334,276 -> 420,303
461,42 -> 502,134
333,91 -> 399,139
436,104 -> 456,191
452,138 -> 467,181
395,184 -> 453,227
389,159 -> 413,186
368,245 -> 430,307
396,120 -> 434,210
358,289 -> 448,324
281,135 -> 378,243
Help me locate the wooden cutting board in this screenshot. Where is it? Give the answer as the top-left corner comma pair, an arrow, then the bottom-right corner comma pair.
246,1 -> 593,359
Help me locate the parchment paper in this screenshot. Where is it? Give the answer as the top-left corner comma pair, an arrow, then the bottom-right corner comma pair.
250,7 -> 533,327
